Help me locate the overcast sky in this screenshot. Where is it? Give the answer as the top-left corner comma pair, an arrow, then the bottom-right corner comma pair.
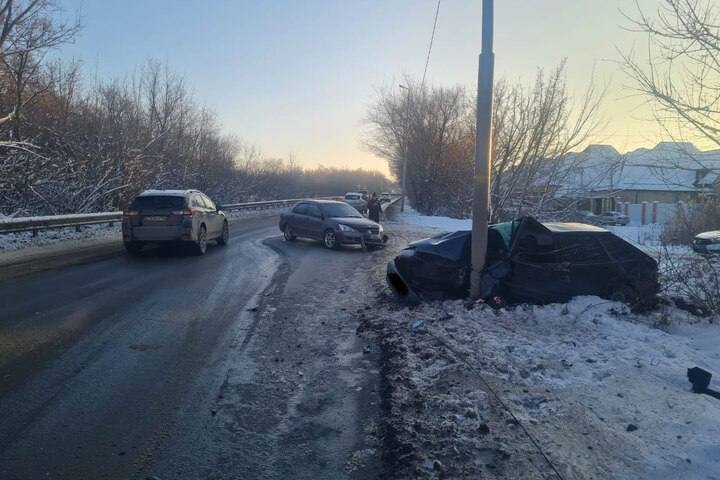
59,0 -> 668,176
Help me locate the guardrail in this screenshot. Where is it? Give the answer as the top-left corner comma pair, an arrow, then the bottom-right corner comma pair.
0,194 -> 401,236
381,195 -> 402,212
0,198 -> 309,236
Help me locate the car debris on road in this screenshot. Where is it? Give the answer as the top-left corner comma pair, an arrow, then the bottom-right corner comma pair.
387,216 -> 659,308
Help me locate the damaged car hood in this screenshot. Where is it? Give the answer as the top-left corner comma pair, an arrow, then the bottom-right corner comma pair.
408,231 -> 471,262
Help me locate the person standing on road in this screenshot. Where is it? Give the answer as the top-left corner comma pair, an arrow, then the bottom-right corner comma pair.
368,192 -> 381,223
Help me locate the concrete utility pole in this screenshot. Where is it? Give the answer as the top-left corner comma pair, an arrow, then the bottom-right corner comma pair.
399,84 -> 410,212
469,0 -> 495,300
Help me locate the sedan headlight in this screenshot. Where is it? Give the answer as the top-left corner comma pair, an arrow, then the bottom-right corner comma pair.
378,225 -> 384,233
337,224 -> 356,232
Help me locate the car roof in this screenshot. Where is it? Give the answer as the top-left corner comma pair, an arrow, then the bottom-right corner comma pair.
543,222 -> 608,233
345,192 -> 361,196
138,189 -> 199,197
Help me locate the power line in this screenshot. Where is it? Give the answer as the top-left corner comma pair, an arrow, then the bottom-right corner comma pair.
420,0 -> 441,90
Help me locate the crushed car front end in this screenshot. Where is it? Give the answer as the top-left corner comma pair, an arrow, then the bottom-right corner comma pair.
386,217 -> 660,309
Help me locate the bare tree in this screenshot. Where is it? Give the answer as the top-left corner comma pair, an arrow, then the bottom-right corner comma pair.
490,62 -> 604,221
365,78 -> 474,216
364,62 -> 603,219
0,0 -> 78,131
620,0 -> 720,148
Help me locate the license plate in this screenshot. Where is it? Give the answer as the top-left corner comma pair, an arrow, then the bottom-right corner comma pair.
144,216 -> 165,222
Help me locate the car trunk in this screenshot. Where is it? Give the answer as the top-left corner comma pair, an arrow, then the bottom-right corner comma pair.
129,196 -> 187,227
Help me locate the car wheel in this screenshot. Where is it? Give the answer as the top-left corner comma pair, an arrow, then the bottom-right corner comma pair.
217,221 -> 229,246
194,225 -> 208,255
323,229 -> 338,250
283,224 -> 296,241
124,241 -> 143,255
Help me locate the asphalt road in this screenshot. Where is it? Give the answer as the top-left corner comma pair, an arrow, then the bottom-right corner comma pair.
0,214 -> 385,479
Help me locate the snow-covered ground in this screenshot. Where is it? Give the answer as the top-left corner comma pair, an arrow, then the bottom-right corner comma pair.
382,298 -> 720,479
394,206 -> 472,231
0,223 -> 121,253
380,212 -> 720,479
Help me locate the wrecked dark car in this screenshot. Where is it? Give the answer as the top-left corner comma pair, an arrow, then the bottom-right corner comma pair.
387,217 -> 659,308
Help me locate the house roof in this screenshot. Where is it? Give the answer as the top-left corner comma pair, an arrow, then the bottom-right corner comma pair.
557,142 -> 720,195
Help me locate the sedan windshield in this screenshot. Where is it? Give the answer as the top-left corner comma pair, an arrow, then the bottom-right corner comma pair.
322,203 -> 362,218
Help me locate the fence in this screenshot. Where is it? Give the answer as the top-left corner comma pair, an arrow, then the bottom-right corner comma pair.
619,201 -> 677,226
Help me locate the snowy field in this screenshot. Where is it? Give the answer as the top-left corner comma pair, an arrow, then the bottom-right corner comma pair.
382,210 -> 720,479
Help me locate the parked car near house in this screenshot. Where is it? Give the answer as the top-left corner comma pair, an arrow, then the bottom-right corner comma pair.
279,199 -> 387,250
122,189 -> 229,255
693,230 -> 720,254
387,216 -> 659,309
596,211 -> 630,226
343,192 -> 368,214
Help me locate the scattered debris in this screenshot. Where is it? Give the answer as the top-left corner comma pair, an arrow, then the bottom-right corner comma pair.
408,319 -> 425,331
688,366 -> 720,400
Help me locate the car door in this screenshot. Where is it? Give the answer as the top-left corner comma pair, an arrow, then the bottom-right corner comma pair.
289,203 -> 310,236
555,234 -> 615,297
201,194 -> 222,237
505,218 -> 567,303
305,204 -> 325,239
191,194 -> 209,235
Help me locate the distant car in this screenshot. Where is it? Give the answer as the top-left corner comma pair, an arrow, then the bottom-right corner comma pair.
279,199 -> 387,250
343,192 -> 368,213
387,216 -> 659,308
122,189 -> 228,255
379,192 -> 392,204
596,211 -> 630,226
693,230 -> 720,254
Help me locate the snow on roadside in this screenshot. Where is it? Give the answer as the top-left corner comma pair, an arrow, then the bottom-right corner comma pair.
392,206 -> 471,231
374,296 -> 720,479
0,223 -> 121,253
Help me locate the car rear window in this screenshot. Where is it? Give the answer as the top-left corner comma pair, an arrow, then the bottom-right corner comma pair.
345,194 -> 360,200
131,196 -> 186,210
600,234 -> 652,263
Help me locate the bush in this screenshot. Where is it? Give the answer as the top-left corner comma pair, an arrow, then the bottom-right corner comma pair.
661,201 -> 720,245
659,246 -> 720,318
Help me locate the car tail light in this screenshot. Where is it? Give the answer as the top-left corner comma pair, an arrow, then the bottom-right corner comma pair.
172,208 -> 196,217
122,210 -> 139,218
